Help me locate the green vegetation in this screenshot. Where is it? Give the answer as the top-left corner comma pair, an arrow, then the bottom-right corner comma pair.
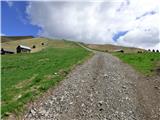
113,52 -> 160,75
1,40 -> 91,118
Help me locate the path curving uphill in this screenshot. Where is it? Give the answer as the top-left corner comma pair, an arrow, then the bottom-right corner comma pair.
24,52 -> 160,120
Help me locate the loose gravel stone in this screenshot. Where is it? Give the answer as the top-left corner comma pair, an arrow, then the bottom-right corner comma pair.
23,52 -> 159,120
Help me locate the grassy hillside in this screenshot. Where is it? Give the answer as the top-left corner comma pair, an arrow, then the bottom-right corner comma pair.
1,36 -> 34,43
113,52 -> 160,75
87,44 -> 145,53
1,37 -> 75,53
1,39 -> 91,118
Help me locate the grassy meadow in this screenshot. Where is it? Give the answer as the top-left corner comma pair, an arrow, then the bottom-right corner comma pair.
113,52 -> 160,75
1,40 -> 91,117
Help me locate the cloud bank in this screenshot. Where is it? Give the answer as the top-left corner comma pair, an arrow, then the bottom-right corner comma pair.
26,0 -> 160,50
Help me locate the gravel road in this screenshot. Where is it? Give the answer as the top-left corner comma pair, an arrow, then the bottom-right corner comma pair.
24,52 -> 160,120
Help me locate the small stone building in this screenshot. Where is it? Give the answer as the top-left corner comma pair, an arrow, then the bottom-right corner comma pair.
16,45 -> 31,53
1,48 -> 14,55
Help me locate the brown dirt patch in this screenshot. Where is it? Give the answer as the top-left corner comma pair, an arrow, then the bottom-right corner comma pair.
136,75 -> 160,120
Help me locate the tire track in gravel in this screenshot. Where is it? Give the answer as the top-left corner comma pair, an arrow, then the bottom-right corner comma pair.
23,52 -> 158,120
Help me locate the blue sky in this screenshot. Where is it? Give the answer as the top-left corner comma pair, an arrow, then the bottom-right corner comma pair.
112,31 -> 128,42
136,10 -> 156,20
1,1 -> 40,36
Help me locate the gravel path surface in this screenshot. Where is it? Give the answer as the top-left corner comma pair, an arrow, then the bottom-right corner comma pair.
24,52 -> 159,120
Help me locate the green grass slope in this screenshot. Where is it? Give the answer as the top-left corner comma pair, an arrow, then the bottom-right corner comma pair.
1,39 -> 91,118
113,52 -> 160,75
1,37 -> 80,53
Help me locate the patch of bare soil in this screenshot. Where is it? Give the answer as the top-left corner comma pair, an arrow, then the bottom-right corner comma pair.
136,75 -> 160,120
156,68 -> 160,76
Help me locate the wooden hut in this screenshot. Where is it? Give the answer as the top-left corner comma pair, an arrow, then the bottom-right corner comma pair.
16,45 -> 31,53
1,48 -> 14,55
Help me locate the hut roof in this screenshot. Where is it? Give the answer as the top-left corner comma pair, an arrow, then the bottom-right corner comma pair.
18,45 -> 31,50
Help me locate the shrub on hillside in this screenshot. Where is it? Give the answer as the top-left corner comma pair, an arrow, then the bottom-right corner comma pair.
137,51 -> 142,53
120,50 -> 124,53
32,45 -> 36,48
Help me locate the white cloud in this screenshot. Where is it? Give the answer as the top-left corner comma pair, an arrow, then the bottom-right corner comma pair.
26,0 -> 160,50
117,9 -> 160,50
117,28 -> 159,48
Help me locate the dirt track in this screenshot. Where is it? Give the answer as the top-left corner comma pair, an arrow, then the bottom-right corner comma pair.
23,52 -> 160,120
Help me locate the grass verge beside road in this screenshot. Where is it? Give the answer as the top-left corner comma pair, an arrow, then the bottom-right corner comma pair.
113,52 -> 160,76
1,42 -> 91,118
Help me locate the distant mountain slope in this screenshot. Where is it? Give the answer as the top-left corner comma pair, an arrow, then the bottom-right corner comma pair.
1,36 -> 34,43
87,44 -> 146,53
